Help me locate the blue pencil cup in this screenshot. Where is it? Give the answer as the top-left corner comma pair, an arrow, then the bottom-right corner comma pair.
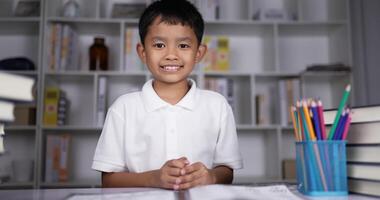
296,140 -> 348,196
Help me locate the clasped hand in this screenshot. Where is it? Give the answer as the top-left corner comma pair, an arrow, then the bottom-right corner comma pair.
154,157 -> 216,190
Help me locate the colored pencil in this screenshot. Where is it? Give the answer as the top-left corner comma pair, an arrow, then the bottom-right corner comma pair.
328,84 -> 351,139
302,100 -> 316,141
341,110 -> 352,140
311,101 -> 322,140
317,100 -> 327,140
333,110 -> 346,140
290,106 -> 299,141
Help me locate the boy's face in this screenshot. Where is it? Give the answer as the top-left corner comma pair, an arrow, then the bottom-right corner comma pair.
137,17 -> 206,86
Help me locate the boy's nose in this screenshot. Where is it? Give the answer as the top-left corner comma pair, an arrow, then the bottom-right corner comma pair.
165,47 -> 179,60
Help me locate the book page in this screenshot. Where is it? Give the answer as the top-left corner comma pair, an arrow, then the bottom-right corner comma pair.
67,190 -> 177,200
187,184 -> 302,200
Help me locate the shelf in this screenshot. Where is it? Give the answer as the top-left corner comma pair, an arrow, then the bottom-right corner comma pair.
0,17 -> 40,22
237,124 -> 279,131
204,19 -> 348,26
204,71 -> 252,77
0,182 -> 34,189
255,72 -> 299,79
4,125 -> 36,131
45,71 -> 147,77
42,126 -> 102,131
40,181 -> 100,188
47,17 -> 138,24
0,70 -> 38,76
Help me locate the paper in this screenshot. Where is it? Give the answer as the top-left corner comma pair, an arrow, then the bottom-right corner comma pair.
0,124 -> 4,153
67,185 -> 301,200
187,184 -> 302,200
66,190 -> 177,200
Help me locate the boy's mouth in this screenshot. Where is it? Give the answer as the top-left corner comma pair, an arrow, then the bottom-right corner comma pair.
160,65 -> 183,72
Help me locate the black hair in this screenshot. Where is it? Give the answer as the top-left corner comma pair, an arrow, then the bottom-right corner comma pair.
138,0 -> 204,46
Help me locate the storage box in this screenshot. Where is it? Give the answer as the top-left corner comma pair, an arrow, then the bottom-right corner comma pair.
13,104 -> 36,125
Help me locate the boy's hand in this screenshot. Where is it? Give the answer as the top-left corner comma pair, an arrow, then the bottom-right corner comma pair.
177,162 -> 216,190
152,157 -> 189,190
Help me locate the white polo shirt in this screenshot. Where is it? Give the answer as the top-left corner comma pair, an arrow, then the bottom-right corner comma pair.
92,79 -> 243,173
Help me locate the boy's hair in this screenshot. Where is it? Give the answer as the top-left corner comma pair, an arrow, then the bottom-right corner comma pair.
138,0 -> 204,46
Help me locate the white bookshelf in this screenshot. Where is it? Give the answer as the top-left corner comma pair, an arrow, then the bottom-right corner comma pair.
0,0 -> 352,188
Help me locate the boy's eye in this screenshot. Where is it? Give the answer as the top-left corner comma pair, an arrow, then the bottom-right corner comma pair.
179,44 -> 190,49
153,43 -> 165,48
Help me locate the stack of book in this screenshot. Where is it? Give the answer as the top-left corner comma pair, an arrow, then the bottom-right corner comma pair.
0,72 -> 35,154
324,105 -> 380,197
204,77 -> 236,115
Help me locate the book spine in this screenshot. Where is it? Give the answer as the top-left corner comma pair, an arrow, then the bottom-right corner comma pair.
97,77 -> 107,126
43,88 -> 60,126
59,134 -> 70,182
54,24 -> 62,71
45,135 -> 54,182
217,37 -> 229,71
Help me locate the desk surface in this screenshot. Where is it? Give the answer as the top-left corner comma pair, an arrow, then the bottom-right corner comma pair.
0,185 -> 378,200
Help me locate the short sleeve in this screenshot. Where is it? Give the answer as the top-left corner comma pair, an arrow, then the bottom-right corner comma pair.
92,108 -> 128,172
213,101 -> 243,169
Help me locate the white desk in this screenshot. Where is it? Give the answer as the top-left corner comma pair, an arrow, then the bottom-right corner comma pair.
0,185 -> 378,200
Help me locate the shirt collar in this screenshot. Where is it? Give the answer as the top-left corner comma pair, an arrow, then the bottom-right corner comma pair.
141,79 -> 197,112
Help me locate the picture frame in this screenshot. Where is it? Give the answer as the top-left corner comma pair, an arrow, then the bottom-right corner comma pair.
13,0 -> 40,17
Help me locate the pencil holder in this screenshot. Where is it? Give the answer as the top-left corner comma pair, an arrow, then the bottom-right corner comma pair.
295,140 -> 348,196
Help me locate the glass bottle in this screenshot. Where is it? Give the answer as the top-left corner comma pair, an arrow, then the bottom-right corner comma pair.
89,37 -> 108,71
62,0 -> 80,18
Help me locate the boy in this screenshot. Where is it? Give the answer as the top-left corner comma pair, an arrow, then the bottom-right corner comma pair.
92,0 -> 242,190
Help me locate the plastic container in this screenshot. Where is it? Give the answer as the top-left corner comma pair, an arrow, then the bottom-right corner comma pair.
296,140 -> 348,196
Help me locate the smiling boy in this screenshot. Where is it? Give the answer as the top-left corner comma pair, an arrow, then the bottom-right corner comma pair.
92,0 -> 243,190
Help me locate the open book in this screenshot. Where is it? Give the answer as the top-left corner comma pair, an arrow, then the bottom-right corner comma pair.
67,185 -> 301,200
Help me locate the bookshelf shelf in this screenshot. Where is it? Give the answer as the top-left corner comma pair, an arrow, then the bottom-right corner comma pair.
4,126 -> 37,131
0,0 -> 352,188
40,181 -> 100,188
42,126 -> 102,131
0,182 -> 34,189
0,17 -> 40,22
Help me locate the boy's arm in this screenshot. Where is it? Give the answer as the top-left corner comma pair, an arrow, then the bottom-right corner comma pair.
211,165 -> 233,184
102,170 -> 158,188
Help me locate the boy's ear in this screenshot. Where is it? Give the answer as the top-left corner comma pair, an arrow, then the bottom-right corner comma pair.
136,43 -> 146,64
195,44 -> 207,63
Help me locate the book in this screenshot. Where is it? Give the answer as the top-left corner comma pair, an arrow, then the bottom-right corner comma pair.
278,79 -> 299,126
0,100 -> 15,122
347,163 -> 380,181
200,36 -> 230,71
325,121 -> 380,144
0,72 -> 34,102
43,87 -> 68,126
49,23 -> 79,71
0,124 -> 4,154
96,76 -> 107,126
347,145 -> 380,163
124,27 -> 144,71
348,178 -> 380,197
255,88 -> 274,125
324,105 -> 380,124
204,77 -> 236,114
45,134 -> 71,182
